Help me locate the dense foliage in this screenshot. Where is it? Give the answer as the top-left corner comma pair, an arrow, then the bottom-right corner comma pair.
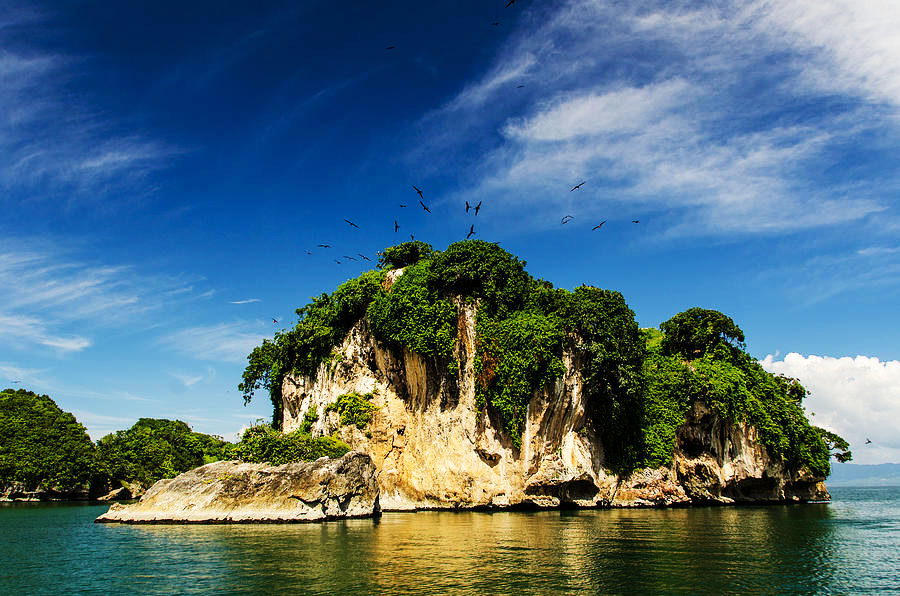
96,418 -> 230,488
0,389 -> 98,492
324,392 -> 378,429
228,423 -> 349,465
241,240 -> 848,476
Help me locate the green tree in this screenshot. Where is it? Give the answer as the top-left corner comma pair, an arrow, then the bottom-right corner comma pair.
660,307 -> 745,358
0,388 -> 99,492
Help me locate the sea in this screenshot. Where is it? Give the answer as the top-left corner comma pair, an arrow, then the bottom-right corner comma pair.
2,486 -> 898,594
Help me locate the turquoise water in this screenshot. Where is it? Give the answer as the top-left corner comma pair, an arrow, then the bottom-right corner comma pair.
2,487 -> 898,594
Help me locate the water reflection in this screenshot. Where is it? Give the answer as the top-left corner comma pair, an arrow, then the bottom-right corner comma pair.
2,491 -> 898,594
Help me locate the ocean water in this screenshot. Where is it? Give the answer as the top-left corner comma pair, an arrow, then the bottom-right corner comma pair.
2,487 -> 898,594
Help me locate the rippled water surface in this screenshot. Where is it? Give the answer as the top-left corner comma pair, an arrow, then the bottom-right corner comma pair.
2,487 -> 898,594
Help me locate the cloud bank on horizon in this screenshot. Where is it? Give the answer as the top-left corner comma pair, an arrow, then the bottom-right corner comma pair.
422,0 -> 900,238
762,353 -> 900,465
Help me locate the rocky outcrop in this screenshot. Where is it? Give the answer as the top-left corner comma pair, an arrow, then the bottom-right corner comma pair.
95,452 -> 379,523
1,482 -> 90,502
281,301 -> 829,510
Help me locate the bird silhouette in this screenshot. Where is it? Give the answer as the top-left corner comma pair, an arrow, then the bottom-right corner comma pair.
272,318 -> 279,324
410,234 -> 415,241
516,85 -> 525,88
466,201 -> 470,213
358,253 -> 371,261
413,185 -> 424,199
506,0 -> 516,7
492,21 -> 499,26
305,250 -> 312,255
866,438 -> 872,444
11,380 -> 20,384
592,221 -> 607,230
632,220 -> 640,224
317,244 -> 331,248
467,224 -> 475,239
342,255 -> 357,261
570,181 -> 586,191
561,215 -> 574,224
385,45 -> 396,50
394,220 -> 400,232
475,201 -> 482,215
399,204 -> 407,208
419,199 -> 431,213
343,219 -> 360,229
335,259 -> 342,265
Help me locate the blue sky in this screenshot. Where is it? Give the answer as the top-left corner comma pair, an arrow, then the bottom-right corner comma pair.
2,0 -> 898,463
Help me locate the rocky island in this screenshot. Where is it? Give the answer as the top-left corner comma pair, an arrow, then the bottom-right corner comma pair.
99,240 -> 850,522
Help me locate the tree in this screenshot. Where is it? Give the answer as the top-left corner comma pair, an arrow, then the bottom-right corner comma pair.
660,307 -> 745,358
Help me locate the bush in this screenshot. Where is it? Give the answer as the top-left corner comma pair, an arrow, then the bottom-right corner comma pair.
324,392 -> 378,429
228,424 -> 349,465
378,241 -> 435,269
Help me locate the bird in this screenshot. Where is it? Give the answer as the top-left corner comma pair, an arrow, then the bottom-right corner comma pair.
492,21 -> 499,26
399,204 -> 407,208
592,221 -> 607,230
317,244 -> 331,248
419,199 -> 431,213
413,185 -> 424,199
11,380 -> 20,384
475,200 -> 482,215
385,45 -> 396,50
342,255 -> 357,261
358,253 -> 371,261
467,224 -> 475,239
465,201 -> 470,213
272,318 -> 279,324
335,259 -> 342,265
516,85 -> 525,88
410,234 -> 415,241
394,220 -> 400,232
561,215 -> 574,224
506,0 -> 516,7
570,181 -> 586,191
305,250 -> 312,255
865,438 -> 872,444
343,219 -> 360,229
632,220 -> 640,224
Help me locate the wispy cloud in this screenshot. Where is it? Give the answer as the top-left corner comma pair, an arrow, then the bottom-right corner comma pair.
0,12 -> 179,203
229,298 -> 261,305
0,237 -> 209,353
419,0 -> 900,237
158,321 -> 266,364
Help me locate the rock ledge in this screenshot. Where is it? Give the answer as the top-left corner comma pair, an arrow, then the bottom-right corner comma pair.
95,452 -> 379,523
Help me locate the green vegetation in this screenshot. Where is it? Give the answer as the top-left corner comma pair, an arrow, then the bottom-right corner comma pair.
241,240 -> 848,476
299,406 -> 319,434
324,392 -> 378,429
0,388 -> 99,493
228,423 -> 349,465
96,418 -> 230,488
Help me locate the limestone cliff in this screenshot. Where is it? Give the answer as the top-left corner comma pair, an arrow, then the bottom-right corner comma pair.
282,302 -> 828,510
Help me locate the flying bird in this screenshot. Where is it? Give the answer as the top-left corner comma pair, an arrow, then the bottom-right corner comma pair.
305,250 -> 312,255
632,220 -> 640,224
335,259 -> 342,265
343,219 -> 360,229
419,199 -> 431,213
516,85 -> 525,88
399,204 -> 407,208
358,253 -> 371,261
394,220 -> 400,232
342,255 -> 357,261
506,0 -> 516,7
272,318 -> 279,324
866,438 -> 872,444
492,21 -> 499,26
475,201 -> 482,216
465,201 -> 470,213
570,181 -> 586,191
467,224 -> 475,239
410,234 -> 415,241
413,185 -> 424,199
592,221 -> 607,230
11,380 -> 21,384
385,45 -> 396,50
317,244 -> 331,248
561,215 -> 574,224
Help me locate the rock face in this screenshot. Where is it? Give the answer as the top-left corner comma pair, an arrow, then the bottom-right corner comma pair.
1,482 -> 90,502
282,302 -> 829,510
95,452 -> 379,523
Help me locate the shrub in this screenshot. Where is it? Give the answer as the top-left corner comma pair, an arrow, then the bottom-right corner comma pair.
324,392 -> 378,429
228,424 -> 349,465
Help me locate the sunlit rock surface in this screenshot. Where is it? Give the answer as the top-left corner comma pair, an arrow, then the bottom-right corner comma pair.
95,452 -> 379,523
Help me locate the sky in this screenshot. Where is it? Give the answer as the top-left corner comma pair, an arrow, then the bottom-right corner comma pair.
1,0 -> 898,464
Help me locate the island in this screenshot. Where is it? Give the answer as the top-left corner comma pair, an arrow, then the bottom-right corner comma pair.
98,240 -> 851,522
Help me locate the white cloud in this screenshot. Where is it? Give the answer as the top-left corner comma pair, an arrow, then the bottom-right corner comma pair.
0,312 -> 92,353
761,353 -> 900,464
229,298 -> 261,304
158,322 -> 266,364
422,0 -> 898,237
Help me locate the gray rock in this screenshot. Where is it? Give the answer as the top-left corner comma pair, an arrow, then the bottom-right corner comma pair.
95,452 -> 379,523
